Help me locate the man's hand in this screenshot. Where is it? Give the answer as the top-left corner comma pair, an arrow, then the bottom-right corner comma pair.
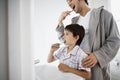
82,51 -> 98,68
58,63 -> 71,72
58,10 -> 72,27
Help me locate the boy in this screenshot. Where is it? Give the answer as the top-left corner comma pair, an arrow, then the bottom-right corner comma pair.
48,24 -> 91,79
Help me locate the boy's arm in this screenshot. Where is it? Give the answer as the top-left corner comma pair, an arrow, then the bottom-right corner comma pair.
47,49 -> 55,63
58,63 -> 91,79
47,43 -> 60,63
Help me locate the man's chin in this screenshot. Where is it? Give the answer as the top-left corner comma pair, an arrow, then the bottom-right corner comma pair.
73,10 -> 78,13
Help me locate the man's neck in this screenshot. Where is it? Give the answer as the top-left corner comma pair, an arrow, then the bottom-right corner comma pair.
80,6 -> 90,16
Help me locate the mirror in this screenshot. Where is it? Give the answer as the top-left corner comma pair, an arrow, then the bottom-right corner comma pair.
32,0 -> 120,80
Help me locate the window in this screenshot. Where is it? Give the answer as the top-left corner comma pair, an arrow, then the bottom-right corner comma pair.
110,0 -> 120,32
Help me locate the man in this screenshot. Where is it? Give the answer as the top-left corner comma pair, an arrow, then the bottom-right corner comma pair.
56,0 -> 120,80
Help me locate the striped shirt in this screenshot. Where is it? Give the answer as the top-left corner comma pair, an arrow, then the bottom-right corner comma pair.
53,45 -> 90,71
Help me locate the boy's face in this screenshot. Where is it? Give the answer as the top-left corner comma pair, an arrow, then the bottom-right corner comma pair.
63,30 -> 78,46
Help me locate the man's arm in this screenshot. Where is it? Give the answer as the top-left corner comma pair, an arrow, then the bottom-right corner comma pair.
82,9 -> 120,68
56,11 -> 73,41
93,10 -> 120,68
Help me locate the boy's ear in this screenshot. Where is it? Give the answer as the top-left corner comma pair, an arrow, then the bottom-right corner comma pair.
75,35 -> 79,40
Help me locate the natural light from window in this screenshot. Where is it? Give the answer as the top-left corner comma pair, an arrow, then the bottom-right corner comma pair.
110,0 -> 120,31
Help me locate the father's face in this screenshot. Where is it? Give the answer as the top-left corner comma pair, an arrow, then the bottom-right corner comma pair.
66,0 -> 82,13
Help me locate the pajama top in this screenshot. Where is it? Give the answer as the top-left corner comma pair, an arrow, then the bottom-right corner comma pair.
53,45 -> 90,71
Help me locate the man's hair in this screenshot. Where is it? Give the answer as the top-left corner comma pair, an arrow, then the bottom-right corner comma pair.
78,0 -> 88,5
65,24 -> 85,46
85,0 -> 88,5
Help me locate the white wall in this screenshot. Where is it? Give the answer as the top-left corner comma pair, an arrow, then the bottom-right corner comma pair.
8,0 -> 34,80
0,0 -> 8,80
89,0 -> 110,10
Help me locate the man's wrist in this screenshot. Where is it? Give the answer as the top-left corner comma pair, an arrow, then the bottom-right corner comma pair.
58,21 -> 63,27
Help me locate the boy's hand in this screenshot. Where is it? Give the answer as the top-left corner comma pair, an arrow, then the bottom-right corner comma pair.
51,43 -> 60,52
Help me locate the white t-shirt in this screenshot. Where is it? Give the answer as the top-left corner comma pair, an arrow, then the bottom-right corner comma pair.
77,9 -> 92,51
53,45 -> 90,72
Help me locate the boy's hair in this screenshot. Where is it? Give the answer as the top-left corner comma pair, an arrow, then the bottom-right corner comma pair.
65,24 -> 85,46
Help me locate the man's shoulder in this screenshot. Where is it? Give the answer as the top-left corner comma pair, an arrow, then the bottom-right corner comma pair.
93,6 -> 112,16
92,6 -> 104,14
91,6 -> 113,19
